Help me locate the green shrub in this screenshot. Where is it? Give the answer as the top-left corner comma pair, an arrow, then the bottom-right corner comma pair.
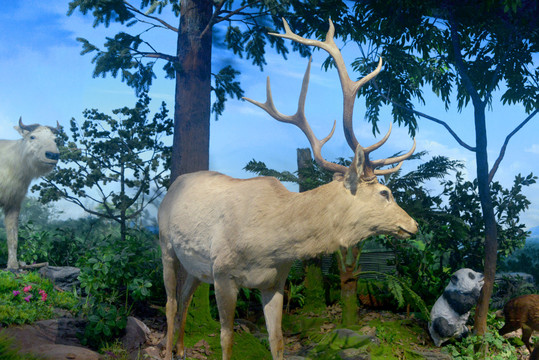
80,301 -> 128,348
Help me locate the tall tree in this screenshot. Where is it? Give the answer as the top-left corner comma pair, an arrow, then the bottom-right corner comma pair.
67,0 -> 294,181
33,94 -> 172,243
341,0 -> 538,334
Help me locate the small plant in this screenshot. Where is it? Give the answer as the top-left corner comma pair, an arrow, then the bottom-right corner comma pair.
444,311 -> 519,359
0,271 -> 77,325
81,301 -> 128,348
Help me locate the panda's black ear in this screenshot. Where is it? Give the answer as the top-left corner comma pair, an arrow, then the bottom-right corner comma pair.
468,272 -> 475,280
451,275 -> 458,285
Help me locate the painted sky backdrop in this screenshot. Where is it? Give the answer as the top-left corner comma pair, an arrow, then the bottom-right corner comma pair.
0,2 -> 538,228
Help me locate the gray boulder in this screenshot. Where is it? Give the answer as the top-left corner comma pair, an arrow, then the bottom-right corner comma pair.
39,266 -> 81,292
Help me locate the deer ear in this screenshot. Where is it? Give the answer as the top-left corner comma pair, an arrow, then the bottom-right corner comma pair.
343,145 -> 365,195
14,126 -> 26,136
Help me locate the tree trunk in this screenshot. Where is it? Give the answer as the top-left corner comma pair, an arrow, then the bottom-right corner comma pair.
338,247 -> 360,325
170,0 -> 213,183
472,105 -> 498,335
297,148 -> 312,193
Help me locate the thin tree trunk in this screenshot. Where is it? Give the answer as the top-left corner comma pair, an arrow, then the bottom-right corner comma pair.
339,247 -> 360,325
472,105 -> 498,335
170,0 -> 213,182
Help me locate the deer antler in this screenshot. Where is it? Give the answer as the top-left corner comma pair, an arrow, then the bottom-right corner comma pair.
268,18 -> 415,179
244,58 -> 348,174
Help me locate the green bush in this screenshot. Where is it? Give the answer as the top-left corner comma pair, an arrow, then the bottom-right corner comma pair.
75,229 -> 163,348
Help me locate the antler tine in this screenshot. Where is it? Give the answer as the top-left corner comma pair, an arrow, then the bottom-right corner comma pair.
371,138 -> 416,174
243,58 -> 347,174
363,122 -> 392,154
374,161 -> 403,176
270,18 -> 384,154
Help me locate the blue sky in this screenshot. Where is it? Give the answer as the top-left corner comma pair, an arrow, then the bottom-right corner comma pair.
0,2 -> 538,229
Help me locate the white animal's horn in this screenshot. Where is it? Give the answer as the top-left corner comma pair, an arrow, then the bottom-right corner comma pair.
18,117 -> 40,132
49,121 -> 62,134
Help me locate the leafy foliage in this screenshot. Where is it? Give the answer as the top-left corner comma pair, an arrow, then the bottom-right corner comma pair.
33,93 -> 172,242
67,0 -> 302,118
445,312 -> 519,359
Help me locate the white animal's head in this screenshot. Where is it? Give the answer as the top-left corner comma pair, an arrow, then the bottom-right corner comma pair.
14,117 -> 61,175
446,268 -> 484,294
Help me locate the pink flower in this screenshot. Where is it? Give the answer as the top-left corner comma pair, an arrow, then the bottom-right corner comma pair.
23,285 -> 32,293
24,295 -> 32,302
13,290 -> 20,297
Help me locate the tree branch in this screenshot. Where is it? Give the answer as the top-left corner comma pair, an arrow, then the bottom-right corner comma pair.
200,0 -> 226,39
372,80 -> 476,152
124,0 -> 178,32
200,0 -> 264,38
133,50 -> 178,62
448,18 -> 483,108
488,108 -> 539,183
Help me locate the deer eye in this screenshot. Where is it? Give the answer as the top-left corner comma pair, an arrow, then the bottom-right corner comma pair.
380,190 -> 390,200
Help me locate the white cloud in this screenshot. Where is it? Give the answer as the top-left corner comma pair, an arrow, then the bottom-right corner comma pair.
525,144 -> 539,155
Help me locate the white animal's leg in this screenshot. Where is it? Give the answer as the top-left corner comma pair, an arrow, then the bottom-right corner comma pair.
162,248 -> 180,360
4,207 -> 20,270
175,267 -> 201,358
214,277 -> 238,360
261,288 -> 285,360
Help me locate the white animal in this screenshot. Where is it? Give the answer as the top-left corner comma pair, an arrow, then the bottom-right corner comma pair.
429,268 -> 484,346
0,118 -> 60,269
159,19 -> 418,360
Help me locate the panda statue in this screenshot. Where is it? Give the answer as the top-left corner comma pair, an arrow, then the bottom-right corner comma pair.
429,268 -> 484,347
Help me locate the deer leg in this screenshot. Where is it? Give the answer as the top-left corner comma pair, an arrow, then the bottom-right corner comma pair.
522,324 -> 533,353
261,287 -> 285,360
4,207 -> 20,270
214,277 -> 238,360
530,345 -> 539,360
175,267 -> 201,358
499,321 -> 520,336
162,249 -> 180,360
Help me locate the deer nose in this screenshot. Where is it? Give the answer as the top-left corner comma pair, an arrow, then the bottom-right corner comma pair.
46,151 -> 60,161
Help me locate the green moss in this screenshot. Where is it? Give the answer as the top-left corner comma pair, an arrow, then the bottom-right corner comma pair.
303,265 -> 325,312
181,283 -> 271,359
184,283 -> 218,334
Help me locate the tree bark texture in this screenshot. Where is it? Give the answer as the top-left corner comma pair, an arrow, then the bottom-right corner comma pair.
297,148 -> 312,193
339,247 -> 360,326
472,105 -> 498,335
170,0 -> 213,183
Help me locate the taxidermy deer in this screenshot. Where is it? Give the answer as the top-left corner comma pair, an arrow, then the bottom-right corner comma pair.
499,294 -> 539,359
159,18 -> 418,360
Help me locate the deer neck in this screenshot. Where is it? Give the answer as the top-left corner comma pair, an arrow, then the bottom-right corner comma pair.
277,180 -> 360,259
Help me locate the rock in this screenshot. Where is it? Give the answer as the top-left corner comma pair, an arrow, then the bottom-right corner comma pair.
1,318 -> 100,360
325,328 -> 379,349
339,347 -> 371,360
39,266 -> 81,292
410,349 -> 452,360
141,346 -> 162,359
122,316 -> 151,360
